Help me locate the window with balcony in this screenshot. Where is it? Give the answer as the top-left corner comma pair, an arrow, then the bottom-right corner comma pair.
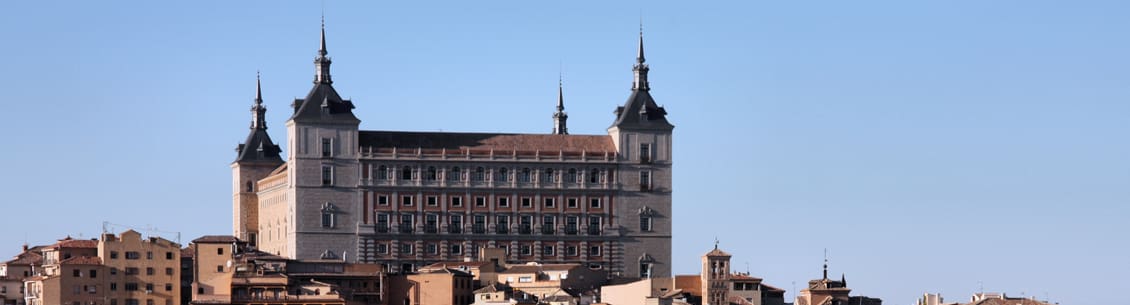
448,167 -> 462,181
376,214 -> 390,233
495,215 -> 510,234
426,166 -> 438,181
496,167 -> 510,182
472,167 -> 486,181
588,216 -> 602,235
449,215 -> 463,233
473,215 -> 487,234
542,215 -> 556,234
565,216 -> 579,235
377,165 -> 388,180
519,168 -> 532,182
424,214 -> 438,233
399,214 -> 414,233
400,166 -> 413,181
519,215 -> 533,235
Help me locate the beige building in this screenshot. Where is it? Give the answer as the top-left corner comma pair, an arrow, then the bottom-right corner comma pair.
21,231 -> 182,305
793,261 -> 879,305
386,268 -> 475,305
606,245 -> 785,305
232,21 -> 675,278
496,263 -> 605,299
1,245 -> 46,305
190,235 -> 384,305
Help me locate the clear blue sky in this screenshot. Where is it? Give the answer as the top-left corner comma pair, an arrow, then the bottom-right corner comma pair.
1,1 -> 1127,304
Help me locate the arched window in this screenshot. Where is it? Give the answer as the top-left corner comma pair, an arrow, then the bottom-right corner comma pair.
520,168 -> 532,182
496,167 -> 510,182
542,168 -> 556,183
245,181 -> 254,192
588,169 -> 601,183
377,165 -> 388,180
566,168 -> 578,183
401,166 -> 413,180
473,167 -> 486,181
448,167 -> 462,181
426,166 -> 437,181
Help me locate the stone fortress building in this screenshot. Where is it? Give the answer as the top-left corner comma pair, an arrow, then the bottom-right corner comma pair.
231,21 -> 674,279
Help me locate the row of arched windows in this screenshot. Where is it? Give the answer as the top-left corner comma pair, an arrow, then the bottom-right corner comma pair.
371,165 -> 608,184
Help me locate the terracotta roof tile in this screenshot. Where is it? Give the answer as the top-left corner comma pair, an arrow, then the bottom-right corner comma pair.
360,131 -> 615,154
59,256 -> 101,265
53,239 -> 98,249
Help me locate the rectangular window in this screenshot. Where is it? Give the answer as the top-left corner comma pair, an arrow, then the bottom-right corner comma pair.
475,196 -> 486,207
566,246 -> 578,256
451,244 -> 463,255
450,214 -> 463,233
73,269 -> 81,277
377,243 -> 388,254
521,197 -> 532,208
322,138 -> 333,157
518,276 -> 533,283
451,196 -> 463,207
166,252 -> 174,260
110,251 -> 119,259
377,195 -> 389,206
544,197 -> 555,208
90,270 -> 97,278
216,265 -> 223,273
146,267 -> 154,276
146,251 -> 153,260
125,252 -> 140,260
640,215 -> 653,232
402,195 -> 414,206
590,197 -> 602,209
110,268 -> 118,275
520,245 -> 532,256
165,268 -> 174,275
400,243 -> 413,254
426,243 -> 437,255
543,245 -> 555,256
567,198 -> 578,208
640,263 -> 652,278
497,197 -> 509,208
124,283 -> 139,291
377,214 -> 390,233
165,283 -> 173,291
589,245 -> 602,256
640,171 -> 651,191
217,247 -> 224,255
321,165 -> 334,185
110,283 -> 118,291
322,211 -> 335,228
639,143 -> 651,163
426,196 -> 438,206
125,267 -> 139,275
400,214 -> 414,233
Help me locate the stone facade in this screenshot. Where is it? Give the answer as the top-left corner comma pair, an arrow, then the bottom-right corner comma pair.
234,24 -> 674,279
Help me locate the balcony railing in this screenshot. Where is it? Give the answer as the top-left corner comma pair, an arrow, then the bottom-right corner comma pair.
399,224 -> 415,234
472,224 -> 486,234
424,225 -> 438,234
495,225 -> 510,234
565,226 -> 578,235
375,225 -> 389,233
518,224 -> 532,235
448,225 -> 463,234
587,225 -> 601,235
541,225 -> 556,235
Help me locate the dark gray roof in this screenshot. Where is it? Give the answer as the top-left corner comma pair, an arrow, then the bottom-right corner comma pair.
611,89 -> 673,130
290,82 -> 359,124
235,128 -> 283,164
359,131 -> 614,153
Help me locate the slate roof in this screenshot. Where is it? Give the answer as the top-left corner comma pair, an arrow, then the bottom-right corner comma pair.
359,131 -> 615,153
611,89 -> 673,130
290,82 -> 359,124
235,128 -> 283,164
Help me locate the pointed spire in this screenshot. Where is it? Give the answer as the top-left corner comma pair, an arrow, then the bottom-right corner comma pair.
314,14 -> 333,84
251,72 -> 267,130
823,249 -> 829,280
552,73 -> 569,135
319,15 -> 328,57
632,24 -> 650,91
841,273 -> 847,286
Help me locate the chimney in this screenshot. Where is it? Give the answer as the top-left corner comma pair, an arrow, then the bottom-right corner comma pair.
22,244 -> 29,251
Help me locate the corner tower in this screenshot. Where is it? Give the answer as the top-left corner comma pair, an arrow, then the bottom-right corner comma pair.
609,29 -> 675,279
278,18 -> 362,260
232,73 -> 284,246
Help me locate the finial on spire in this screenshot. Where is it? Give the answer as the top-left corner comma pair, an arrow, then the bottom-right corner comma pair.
251,72 -> 268,130
823,248 -> 829,280
637,22 -> 646,64
552,71 -> 569,135
714,237 -> 719,250
319,14 -> 328,56
255,71 -> 263,104
632,25 -> 650,91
